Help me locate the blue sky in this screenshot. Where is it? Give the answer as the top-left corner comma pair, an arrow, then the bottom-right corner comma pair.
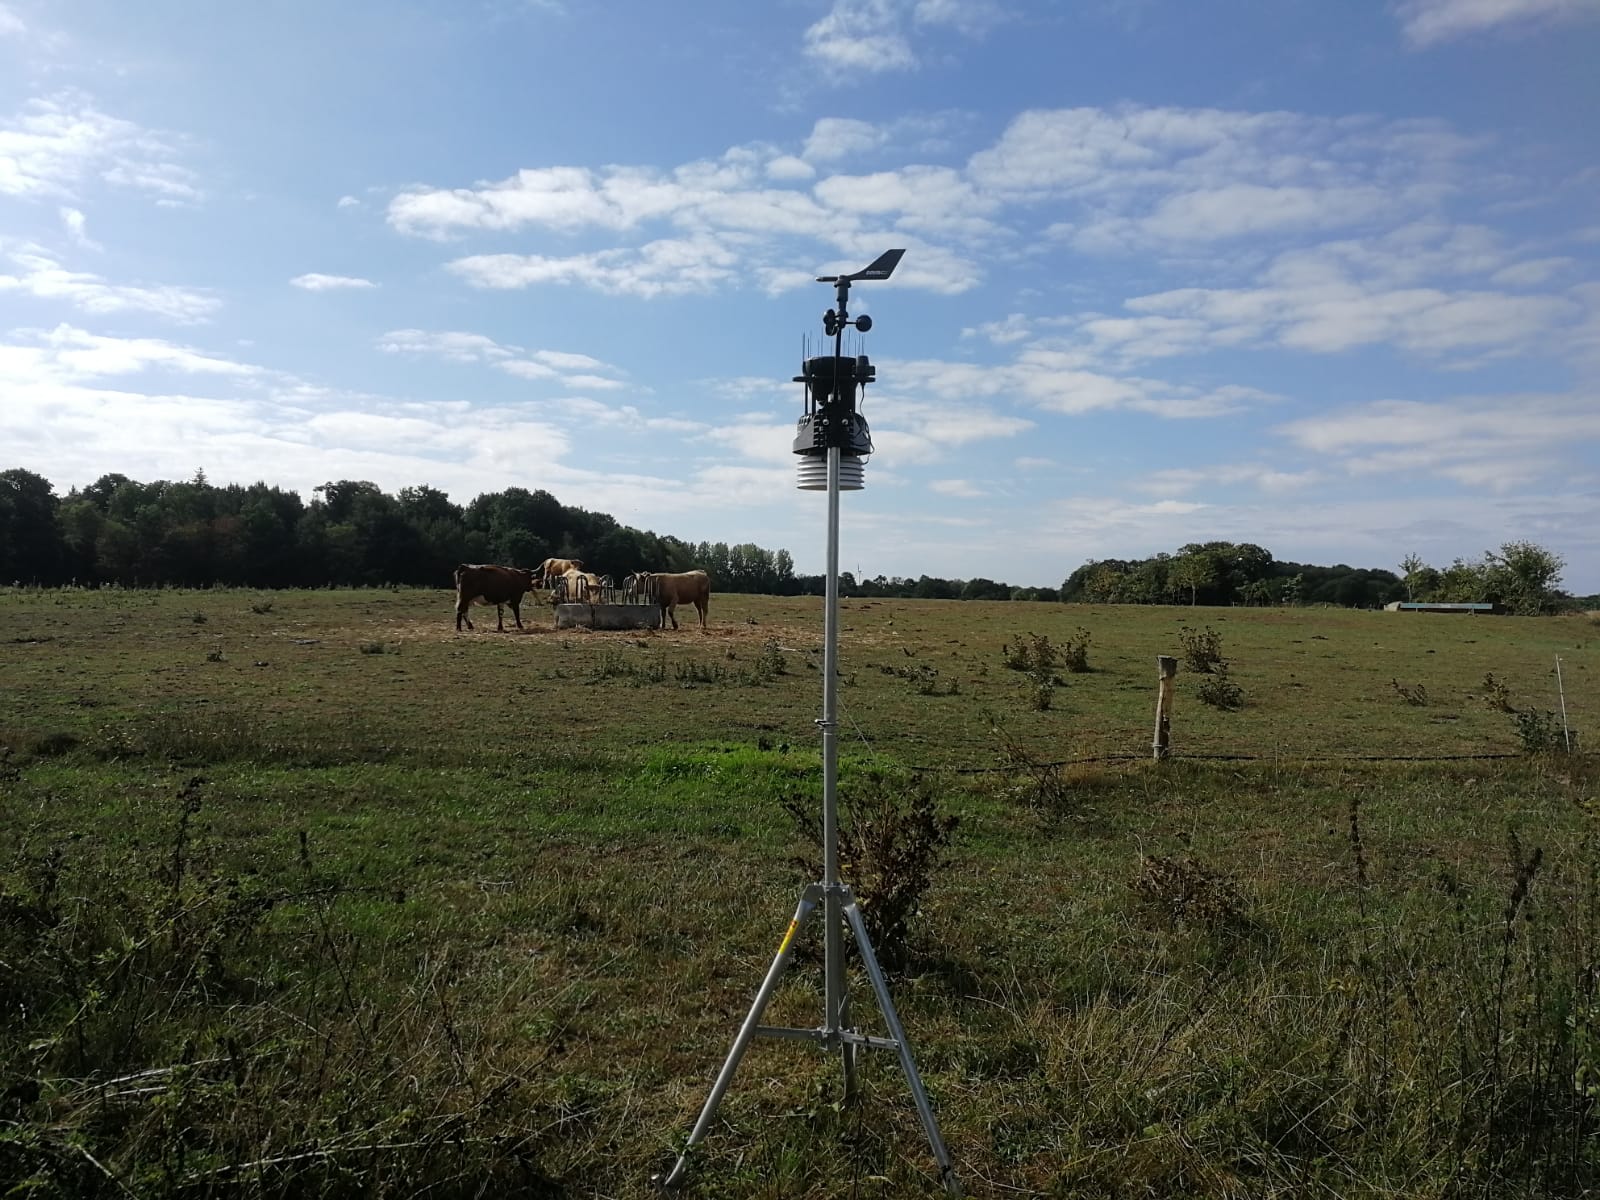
2,0 -> 1597,590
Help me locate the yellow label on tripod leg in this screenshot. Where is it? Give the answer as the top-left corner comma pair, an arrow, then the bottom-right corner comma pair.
778,919 -> 799,956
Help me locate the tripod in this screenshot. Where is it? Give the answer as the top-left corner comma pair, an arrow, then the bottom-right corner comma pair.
656,255 -> 959,1196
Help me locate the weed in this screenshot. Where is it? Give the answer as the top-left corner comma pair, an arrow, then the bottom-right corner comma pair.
1196,665 -> 1244,710
755,637 -> 787,680
783,771 -> 958,972
674,659 -> 726,686
1482,672 -> 1516,713
1179,624 -> 1227,674
357,641 -> 390,655
1348,791 -> 1369,892
248,598 -> 274,615
884,661 -> 956,696
1391,678 -> 1429,706
205,647 -> 225,663
190,610 -> 207,625
1132,853 -> 1249,930
990,714 -> 1075,821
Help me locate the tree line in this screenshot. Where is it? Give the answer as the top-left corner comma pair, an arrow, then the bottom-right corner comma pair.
0,468 -> 799,594
0,469 -> 1581,610
1058,539 -> 1576,613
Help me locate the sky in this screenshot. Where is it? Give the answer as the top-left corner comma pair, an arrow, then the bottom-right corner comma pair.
2,0 -> 1597,591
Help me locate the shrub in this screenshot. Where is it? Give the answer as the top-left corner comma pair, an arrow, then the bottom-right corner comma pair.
357,641 -> 390,655
249,598 -> 274,615
1512,708 -> 1577,755
1002,633 -> 1061,708
205,648 -> 225,663
1196,665 -> 1244,710
1179,624 -> 1226,674
190,610 -> 207,625
1059,626 -> 1092,673
782,772 -> 958,973
1001,632 -> 1056,674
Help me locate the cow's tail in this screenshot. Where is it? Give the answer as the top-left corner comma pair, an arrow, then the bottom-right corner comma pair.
453,563 -> 468,587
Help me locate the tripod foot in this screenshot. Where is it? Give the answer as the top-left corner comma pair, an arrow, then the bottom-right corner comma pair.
652,1158 -> 688,1191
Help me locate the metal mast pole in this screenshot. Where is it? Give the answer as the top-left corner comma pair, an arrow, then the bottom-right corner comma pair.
821,279 -> 847,1076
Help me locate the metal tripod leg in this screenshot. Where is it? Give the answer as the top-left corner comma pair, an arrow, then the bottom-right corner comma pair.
842,891 -> 961,1197
654,885 -> 822,1191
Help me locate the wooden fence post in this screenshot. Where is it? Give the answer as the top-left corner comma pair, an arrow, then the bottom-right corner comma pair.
1153,655 -> 1177,760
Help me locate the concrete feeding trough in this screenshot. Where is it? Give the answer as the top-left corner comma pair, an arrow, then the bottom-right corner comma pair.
554,603 -> 663,630
552,586 -> 663,630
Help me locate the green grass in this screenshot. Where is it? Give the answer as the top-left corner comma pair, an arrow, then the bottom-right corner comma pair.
1,587 -> 1597,1197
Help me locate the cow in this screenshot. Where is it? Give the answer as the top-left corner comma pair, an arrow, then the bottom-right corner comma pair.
644,570 -> 710,630
624,571 -> 656,600
553,569 -> 605,603
536,557 -> 584,588
454,563 -> 537,632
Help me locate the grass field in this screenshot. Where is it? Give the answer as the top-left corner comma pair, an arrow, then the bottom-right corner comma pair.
1,587 -> 1597,1198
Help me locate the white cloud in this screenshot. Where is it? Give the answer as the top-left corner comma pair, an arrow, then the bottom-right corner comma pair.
377,328 -> 515,363
0,4 -> 24,36
290,273 -> 377,291
800,0 -> 1003,74
381,102 -> 1517,309
1014,456 -> 1054,470
1277,392 -> 1600,491
803,0 -> 918,72
1130,273 -> 1576,358
563,373 -> 626,391
375,328 -> 625,388
1396,0 -> 1600,46
336,194 -> 361,209
1136,464 -> 1326,496
802,118 -> 887,163
885,353 -> 1277,419
1491,257 -> 1573,287
496,359 -> 559,380
913,0 -> 1006,34
0,245 -> 218,322
532,349 -> 605,370
702,420 -> 794,465
964,313 -> 1033,343
972,106 -> 1473,251
58,206 -> 99,250
8,324 -> 257,380
0,93 -> 200,202
448,234 -> 751,298
765,155 -> 815,182
930,477 -> 985,497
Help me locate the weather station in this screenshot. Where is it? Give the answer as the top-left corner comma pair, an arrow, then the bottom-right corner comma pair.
655,249 -> 961,1196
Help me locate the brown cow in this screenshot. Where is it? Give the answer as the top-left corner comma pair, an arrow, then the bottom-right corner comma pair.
454,563 -> 537,632
644,570 -> 710,630
536,557 -> 584,588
